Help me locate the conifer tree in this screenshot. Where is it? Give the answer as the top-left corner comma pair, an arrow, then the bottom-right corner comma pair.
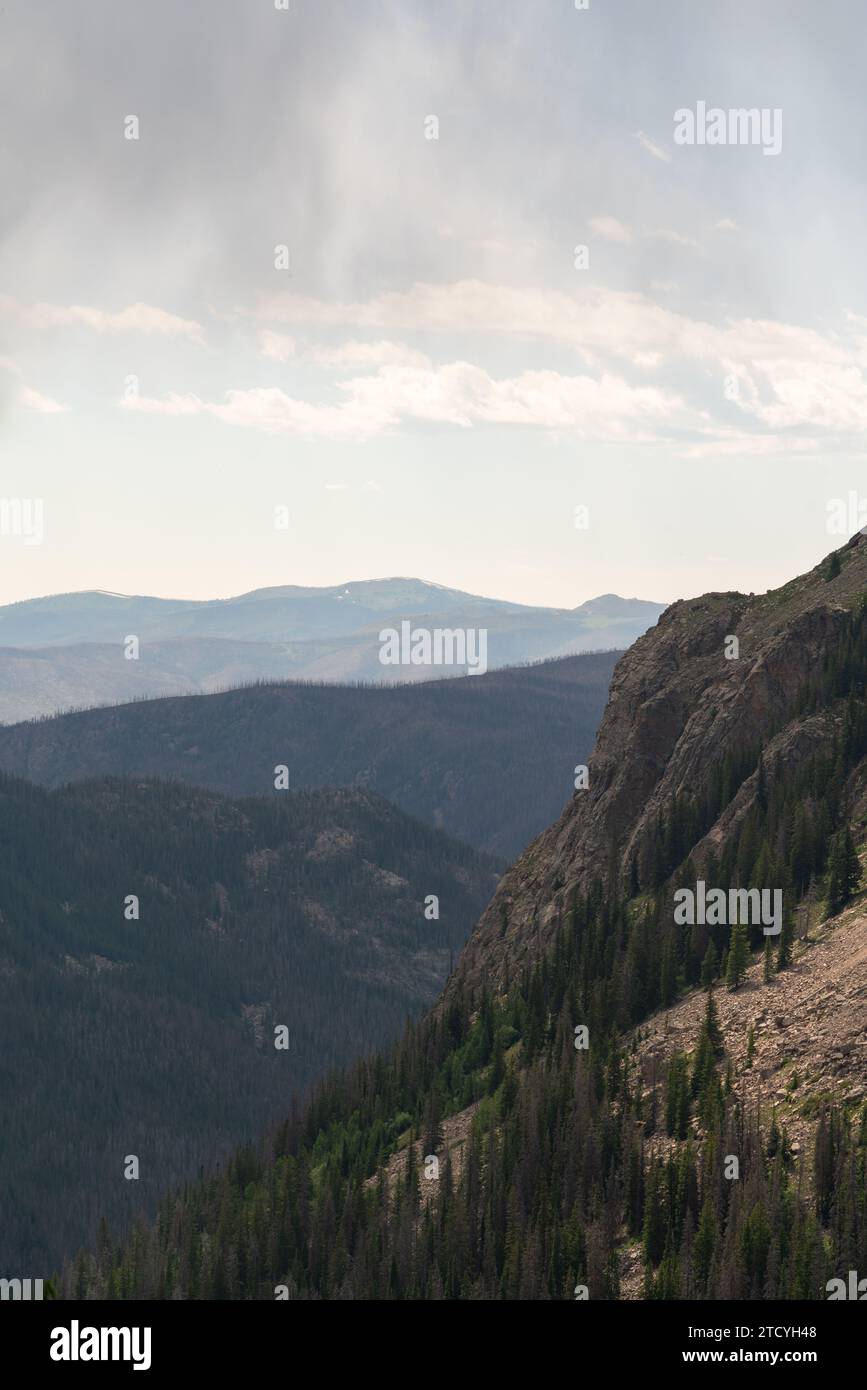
775,911 -> 794,972
665,1054 -> 690,1139
704,989 -> 724,1056
726,921 -> 749,991
701,940 -> 719,991
763,936 -> 774,983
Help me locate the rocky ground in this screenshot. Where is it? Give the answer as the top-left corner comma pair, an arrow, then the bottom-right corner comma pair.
635,898 -> 867,1153
617,890 -> 867,1297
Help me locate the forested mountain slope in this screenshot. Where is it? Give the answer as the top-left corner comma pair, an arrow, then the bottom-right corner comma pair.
62,536 -> 867,1301
0,652 -> 617,859
0,774 -> 499,1273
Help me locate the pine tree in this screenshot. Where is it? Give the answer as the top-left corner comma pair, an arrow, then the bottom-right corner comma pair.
704,989 -> 724,1056
642,1162 -> 666,1266
826,829 -> 845,918
763,937 -> 774,983
701,941 -> 719,991
842,826 -> 862,902
726,921 -> 749,991
693,1195 -> 717,1290
776,911 -> 794,972
665,1054 -> 690,1139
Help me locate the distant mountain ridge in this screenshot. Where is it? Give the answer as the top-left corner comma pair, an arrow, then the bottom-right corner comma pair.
0,580 -> 663,646
0,579 -> 665,721
0,651 -> 618,858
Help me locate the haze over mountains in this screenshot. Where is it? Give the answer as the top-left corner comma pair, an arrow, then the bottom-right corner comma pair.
0,579 -> 664,723
0,651 -> 617,858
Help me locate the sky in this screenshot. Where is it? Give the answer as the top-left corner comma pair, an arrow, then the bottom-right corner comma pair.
2,0 -> 867,609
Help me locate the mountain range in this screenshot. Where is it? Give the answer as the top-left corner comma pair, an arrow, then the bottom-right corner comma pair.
0,580 -> 664,722
57,534 -> 867,1300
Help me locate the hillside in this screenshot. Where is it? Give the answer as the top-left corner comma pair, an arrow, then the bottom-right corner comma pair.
0,774 -> 500,1273
0,652 -> 617,859
0,581 -> 664,721
454,529 -> 867,993
61,536 -> 867,1301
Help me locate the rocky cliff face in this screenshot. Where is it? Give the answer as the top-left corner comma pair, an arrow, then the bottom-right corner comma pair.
454,532 -> 867,995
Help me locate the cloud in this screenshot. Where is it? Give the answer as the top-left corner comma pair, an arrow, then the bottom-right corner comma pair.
119,360 -> 692,444
650,228 -> 699,249
173,280 -> 867,452
715,218 -> 740,232
257,330 -> 296,363
0,297 -> 205,344
306,339 -> 431,370
93,279 -> 867,455
587,220 -> 698,250
17,384 -> 67,414
119,391 -> 203,417
255,281 -> 865,386
633,130 -> 672,163
588,216 -> 634,244
0,357 -> 66,414
680,429 -> 823,459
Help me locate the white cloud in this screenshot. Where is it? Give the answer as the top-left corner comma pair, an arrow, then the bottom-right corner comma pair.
257,329 -> 296,363
119,392 -> 203,417
588,216 -> 634,245
306,339 -> 431,370
715,218 -> 740,232
119,361 -> 691,443
0,296 -> 205,344
127,281 -> 867,454
17,384 -> 66,414
587,219 -> 698,250
633,130 -> 672,163
0,357 -> 66,413
650,228 -> 699,249
254,280 -> 726,367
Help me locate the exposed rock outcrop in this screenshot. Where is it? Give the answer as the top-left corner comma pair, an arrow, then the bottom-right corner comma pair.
453,532 -> 867,995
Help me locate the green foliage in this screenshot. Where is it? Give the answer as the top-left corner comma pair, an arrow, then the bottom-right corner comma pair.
726,921 -> 750,990
825,825 -> 863,918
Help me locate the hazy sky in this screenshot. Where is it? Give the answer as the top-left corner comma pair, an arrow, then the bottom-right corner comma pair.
2,0 -> 867,608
